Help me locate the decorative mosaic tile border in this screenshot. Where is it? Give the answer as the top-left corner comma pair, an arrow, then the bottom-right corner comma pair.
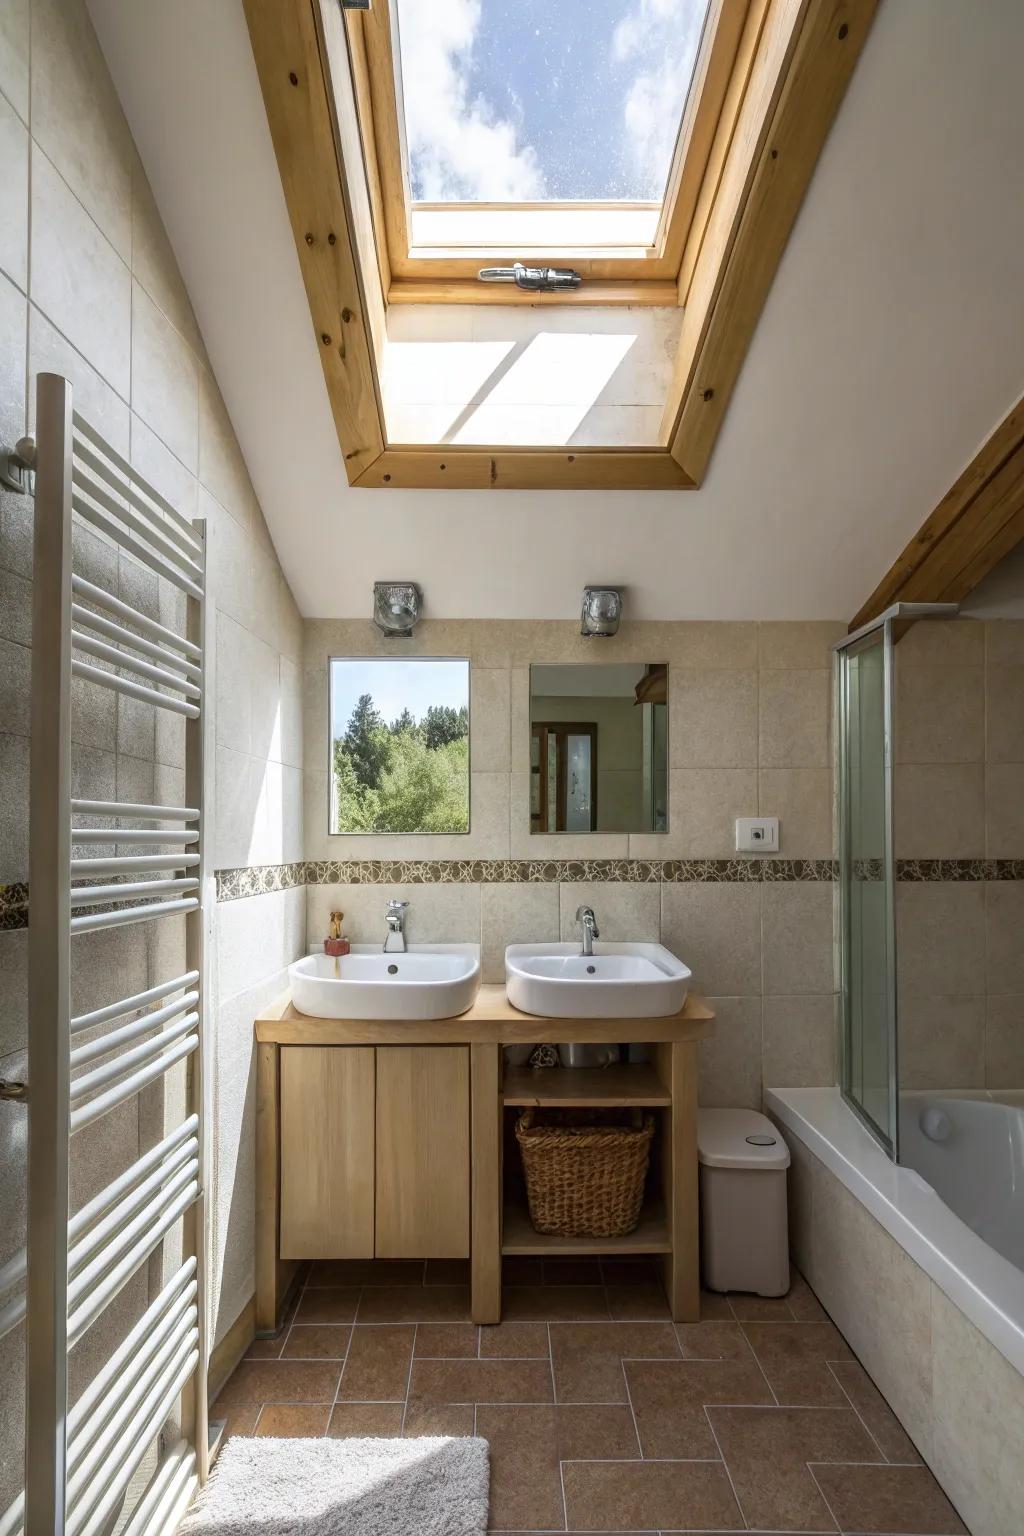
213,862 -> 308,902
0,884 -> 28,931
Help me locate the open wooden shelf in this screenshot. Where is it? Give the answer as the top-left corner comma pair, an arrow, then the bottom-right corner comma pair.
502,1195 -> 671,1256
502,1064 -> 671,1108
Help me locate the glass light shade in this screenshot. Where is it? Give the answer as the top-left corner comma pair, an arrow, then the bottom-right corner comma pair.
580,586 -> 622,638
373,582 -> 421,637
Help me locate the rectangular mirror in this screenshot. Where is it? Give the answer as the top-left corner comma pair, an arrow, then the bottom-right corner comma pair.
529,663 -> 668,834
329,657 -> 470,834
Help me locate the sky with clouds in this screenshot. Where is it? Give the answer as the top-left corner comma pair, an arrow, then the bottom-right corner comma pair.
395,0 -> 711,204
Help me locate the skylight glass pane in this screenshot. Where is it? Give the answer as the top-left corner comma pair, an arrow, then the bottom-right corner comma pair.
393,0 -> 714,205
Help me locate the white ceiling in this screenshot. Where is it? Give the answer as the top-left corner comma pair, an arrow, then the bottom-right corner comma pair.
87,0 -> 1024,622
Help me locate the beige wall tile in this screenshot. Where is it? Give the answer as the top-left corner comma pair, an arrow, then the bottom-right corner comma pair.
630,768 -> 757,859
758,621 -> 844,670
28,304 -> 129,453
985,995 -> 1024,1088
470,667 -> 511,772
985,883 -> 1024,995
673,622 -> 757,669
985,619 -> 1024,667
306,882 -> 481,948
198,367 -> 260,530
895,617 -> 984,667
986,666 -> 1024,762
661,883 -> 761,995
207,490 -> 255,628
30,0 -> 132,258
131,280 -> 198,470
0,931 -> 27,1058
759,768 -> 833,857
898,996 -> 986,1089
894,763 -> 985,859
30,147 -> 131,395
510,666 -> 529,770
131,157 -> 206,361
0,94 -> 27,291
481,882 -> 559,984
930,1283 -> 1024,1536
762,883 -> 834,995
0,0 -> 29,121
895,665 -> 984,764
0,732 -> 28,882
0,269 -> 26,461
986,764 -> 1024,857
896,882 -> 986,997
0,636 -> 31,739
762,995 -> 836,1088
669,670 -> 757,768
697,996 -> 763,1108
758,670 -> 830,768
558,881 -> 661,944
129,414 -> 198,523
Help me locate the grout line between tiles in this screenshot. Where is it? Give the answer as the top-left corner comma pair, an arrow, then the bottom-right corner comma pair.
805,1461 -> 845,1534
400,1322 -> 417,1435
701,1406 -> 749,1532
824,1360 -> 891,1465
620,1357 -> 644,1460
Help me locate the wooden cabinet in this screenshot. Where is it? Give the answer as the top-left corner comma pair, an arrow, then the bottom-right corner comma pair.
279,1046 -> 375,1259
278,1044 -> 469,1262
375,1046 -> 470,1258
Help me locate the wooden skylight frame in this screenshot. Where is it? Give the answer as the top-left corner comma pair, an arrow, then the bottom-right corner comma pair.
243,0 -> 878,489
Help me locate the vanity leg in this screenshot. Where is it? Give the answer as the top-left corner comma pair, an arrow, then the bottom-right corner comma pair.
256,1041 -> 296,1333
662,1039 -> 701,1322
470,1043 -> 502,1324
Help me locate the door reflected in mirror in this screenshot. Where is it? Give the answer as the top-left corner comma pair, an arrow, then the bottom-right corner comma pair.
529,663 -> 668,835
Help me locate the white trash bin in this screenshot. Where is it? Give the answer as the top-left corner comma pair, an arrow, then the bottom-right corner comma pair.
698,1108 -> 791,1296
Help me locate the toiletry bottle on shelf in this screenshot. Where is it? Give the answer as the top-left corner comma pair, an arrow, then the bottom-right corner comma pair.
324,910 -> 350,958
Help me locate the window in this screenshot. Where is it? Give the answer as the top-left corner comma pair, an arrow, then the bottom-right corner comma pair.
354,0 -> 750,289
329,658 -> 470,834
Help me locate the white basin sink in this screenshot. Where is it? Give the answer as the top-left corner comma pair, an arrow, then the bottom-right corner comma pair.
505,942 -> 691,1019
290,944 -> 480,1020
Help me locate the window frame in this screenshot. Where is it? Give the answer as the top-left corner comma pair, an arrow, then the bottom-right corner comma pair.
353,0 -> 753,294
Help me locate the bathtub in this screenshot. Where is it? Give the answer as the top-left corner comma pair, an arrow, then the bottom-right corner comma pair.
766,1086 -> 1024,1376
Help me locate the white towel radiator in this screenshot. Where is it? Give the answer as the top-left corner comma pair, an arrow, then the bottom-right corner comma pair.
0,373 -> 210,1536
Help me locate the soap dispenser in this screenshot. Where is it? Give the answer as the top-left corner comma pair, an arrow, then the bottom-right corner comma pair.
324,910 -> 350,958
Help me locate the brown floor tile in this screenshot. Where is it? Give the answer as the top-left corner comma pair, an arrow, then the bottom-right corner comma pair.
404,1403 -> 477,1437
788,1270 -> 829,1322
551,1321 -> 679,1403
501,1256 -> 543,1284
742,1319 -> 854,1364
424,1258 -> 471,1284
543,1257 -> 603,1285
553,1403 -> 639,1459
676,1319 -> 754,1361
626,1357 -> 774,1457
811,1463 -> 967,1534
254,1403 -> 331,1437
307,1258 -> 423,1286
605,1281 -> 671,1320
763,1357 -> 848,1407
244,1333 -> 285,1359
327,1402 -> 404,1438
503,1285 -> 610,1322
476,1405 -> 565,1531
409,1357 -> 553,1406
293,1286 -> 362,1325
709,1405 -> 883,1531
339,1325 -> 415,1400
698,1288 -> 734,1320
415,1323 -> 479,1357
728,1292 -> 796,1321
562,1459 -> 743,1531
357,1284 -> 472,1323
214,1359 -> 341,1405
210,1402 -> 259,1440
479,1321 -> 550,1358
829,1360 -> 923,1465
281,1324 -> 352,1359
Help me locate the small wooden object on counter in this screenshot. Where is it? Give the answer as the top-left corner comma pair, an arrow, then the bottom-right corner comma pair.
254,985 -> 713,1329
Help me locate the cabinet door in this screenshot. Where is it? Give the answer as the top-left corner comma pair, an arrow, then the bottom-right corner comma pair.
375,1046 -> 470,1258
279,1046 -> 375,1259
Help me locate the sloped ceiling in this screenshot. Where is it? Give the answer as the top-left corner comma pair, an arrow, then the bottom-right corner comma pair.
87,0 -> 1024,621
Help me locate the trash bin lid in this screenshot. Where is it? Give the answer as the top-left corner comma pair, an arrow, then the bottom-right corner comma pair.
697,1108 -> 790,1170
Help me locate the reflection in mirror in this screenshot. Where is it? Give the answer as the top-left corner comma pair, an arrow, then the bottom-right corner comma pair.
529,663 -> 667,834
329,657 -> 470,834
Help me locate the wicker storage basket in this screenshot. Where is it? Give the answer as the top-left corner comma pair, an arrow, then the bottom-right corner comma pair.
515,1108 -> 655,1239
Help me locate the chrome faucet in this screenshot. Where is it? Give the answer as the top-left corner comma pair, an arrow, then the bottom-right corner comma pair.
575,905 -> 600,957
383,899 -> 409,953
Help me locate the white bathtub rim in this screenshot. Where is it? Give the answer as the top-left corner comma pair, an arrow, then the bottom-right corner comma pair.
767,1085 -> 1024,1380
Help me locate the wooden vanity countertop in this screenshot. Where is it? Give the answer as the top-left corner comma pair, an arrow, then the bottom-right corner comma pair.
254,983 -> 715,1046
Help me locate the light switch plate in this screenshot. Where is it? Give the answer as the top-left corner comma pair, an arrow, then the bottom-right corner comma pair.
735,816 -> 779,853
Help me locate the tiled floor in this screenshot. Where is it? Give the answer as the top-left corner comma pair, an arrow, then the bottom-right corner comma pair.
212,1257 -> 968,1535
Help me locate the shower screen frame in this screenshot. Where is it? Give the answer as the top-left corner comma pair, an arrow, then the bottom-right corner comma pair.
834,602 -> 958,1160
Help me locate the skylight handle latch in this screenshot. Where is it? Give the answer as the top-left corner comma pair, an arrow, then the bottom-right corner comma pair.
478,262 -> 582,293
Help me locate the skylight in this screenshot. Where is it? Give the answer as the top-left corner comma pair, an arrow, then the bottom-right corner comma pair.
392,0 -> 714,252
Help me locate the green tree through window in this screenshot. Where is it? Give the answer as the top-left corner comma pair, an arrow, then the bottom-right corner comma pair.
331,680 -> 469,833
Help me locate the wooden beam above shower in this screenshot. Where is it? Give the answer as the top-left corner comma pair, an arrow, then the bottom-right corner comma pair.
850,394 -> 1024,631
